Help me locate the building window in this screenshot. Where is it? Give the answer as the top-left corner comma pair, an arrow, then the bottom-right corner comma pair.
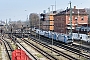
61,24 -> 63,27
75,16 -> 78,20
69,17 -> 70,20
69,17 -> 72,20
72,11 -> 74,13
81,17 -> 84,20
61,18 -> 63,21
57,19 -> 58,20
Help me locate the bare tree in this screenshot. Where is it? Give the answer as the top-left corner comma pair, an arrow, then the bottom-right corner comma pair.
29,13 -> 39,28
8,20 -> 23,32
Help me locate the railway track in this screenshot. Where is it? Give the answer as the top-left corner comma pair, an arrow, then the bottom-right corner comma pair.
20,33 -> 90,59
14,34 -> 59,60
13,33 -> 90,59
10,35 -> 38,60
72,43 -> 90,53
21,38 -> 58,60
35,34 -> 90,60
19,35 -> 79,60
1,37 -> 13,60
54,41 -> 90,59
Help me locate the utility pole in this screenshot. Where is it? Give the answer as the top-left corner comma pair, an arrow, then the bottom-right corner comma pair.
77,9 -> 80,38
11,24 -> 12,43
77,7 -> 80,59
22,25 -> 23,40
39,13 -> 40,40
86,9 -> 88,36
1,19 -> 3,38
48,7 -> 50,31
26,15 -> 28,21
51,5 -> 54,53
29,14 -> 32,37
6,19 -> 8,32
26,15 -> 30,38
9,18 -> 11,33
69,1 -> 72,39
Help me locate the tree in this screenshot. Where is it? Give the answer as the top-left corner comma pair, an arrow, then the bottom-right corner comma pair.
29,13 -> 39,28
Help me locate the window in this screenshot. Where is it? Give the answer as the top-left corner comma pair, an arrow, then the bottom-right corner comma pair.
61,24 -> 64,27
81,28 -> 84,31
81,17 -> 84,20
57,19 -> 58,20
75,16 -> 78,20
61,18 -> 63,20
72,11 -> 74,13
69,17 -> 72,20
69,17 -> 70,20
61,30 -> 63,32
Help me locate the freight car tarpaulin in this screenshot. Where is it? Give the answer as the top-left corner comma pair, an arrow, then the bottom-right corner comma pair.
12,49 -> 32,60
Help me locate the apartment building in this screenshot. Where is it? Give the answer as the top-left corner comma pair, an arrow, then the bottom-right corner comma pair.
41,11 -> 56,31
54,6 -> 88,34
40,6 -> 88,34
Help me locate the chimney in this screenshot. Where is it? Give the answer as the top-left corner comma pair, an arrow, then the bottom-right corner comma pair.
74,6 -> 76,9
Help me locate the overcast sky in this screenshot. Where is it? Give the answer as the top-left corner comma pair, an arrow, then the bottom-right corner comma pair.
0,0 -> 90,21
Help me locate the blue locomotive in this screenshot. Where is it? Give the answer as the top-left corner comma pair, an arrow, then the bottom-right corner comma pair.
33,28 -> 73,43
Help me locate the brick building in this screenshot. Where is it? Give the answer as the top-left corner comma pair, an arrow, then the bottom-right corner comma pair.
41,11 -> 56,31
40,6 -> 88,34
54,6 -> 88,34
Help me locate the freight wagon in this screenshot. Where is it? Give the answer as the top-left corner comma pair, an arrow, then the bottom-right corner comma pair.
33,28 -> 73,43
72,33 -> 90,42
